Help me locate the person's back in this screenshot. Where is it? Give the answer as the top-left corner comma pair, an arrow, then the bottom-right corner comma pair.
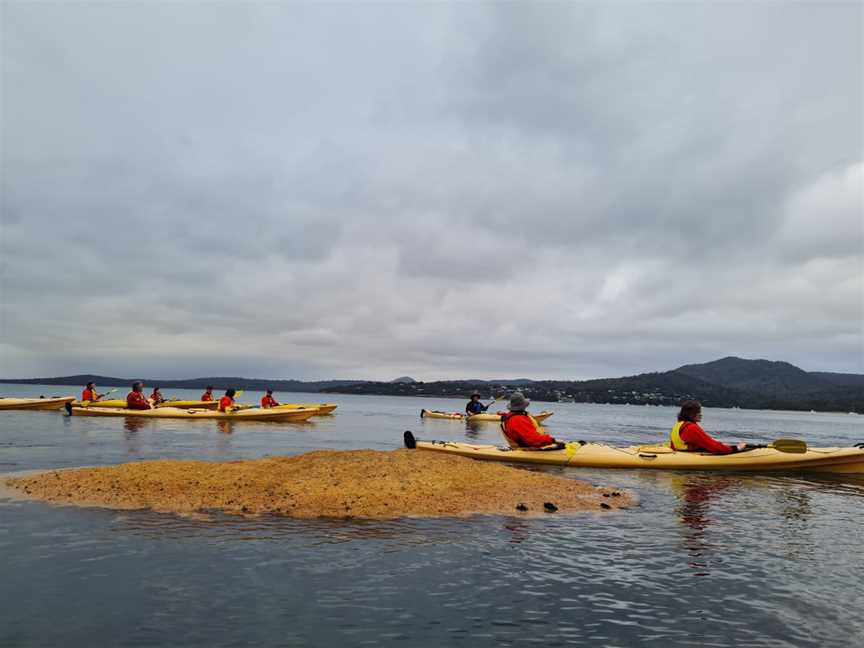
126,382 -> 151,410
219,389 -> 236,412
501,392 -> 561,449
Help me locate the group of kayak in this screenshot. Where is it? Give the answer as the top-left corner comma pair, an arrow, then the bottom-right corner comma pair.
407,392 -> 864,474
80,382 -> 300,412
1,381 -> 337,422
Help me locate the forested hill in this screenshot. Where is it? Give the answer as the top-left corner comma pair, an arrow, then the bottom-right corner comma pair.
323,357 -> 864,413
0,374 -> 364,393
3,357 -> 861,412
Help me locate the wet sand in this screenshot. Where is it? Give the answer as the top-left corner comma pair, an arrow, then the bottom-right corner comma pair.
3,449 -> 633,519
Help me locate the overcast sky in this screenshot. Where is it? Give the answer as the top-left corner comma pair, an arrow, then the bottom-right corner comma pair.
1,2 -> 862,381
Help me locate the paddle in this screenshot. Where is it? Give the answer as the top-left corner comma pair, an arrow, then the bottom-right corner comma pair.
746,438 -> 807,454
485,395 -> 504,411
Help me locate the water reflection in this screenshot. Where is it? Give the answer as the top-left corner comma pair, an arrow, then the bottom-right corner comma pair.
671,475 -> 735,576
464,422 -> 484,440
122,418 -> 147,435
108,509 -> 460,547
216,421 -> 234,435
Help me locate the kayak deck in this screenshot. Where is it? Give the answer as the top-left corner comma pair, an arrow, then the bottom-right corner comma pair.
410,438 -> 864,474
0,396 -> 76,411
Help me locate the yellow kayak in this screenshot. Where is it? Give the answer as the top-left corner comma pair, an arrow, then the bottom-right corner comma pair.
233,403 -> 338,415
269,403 -> 338,415
67,405 -> 318,422
420,409 -> 553,423
72,399 -> 220,410
405,435 -> 864,474
0,396 -> 75,411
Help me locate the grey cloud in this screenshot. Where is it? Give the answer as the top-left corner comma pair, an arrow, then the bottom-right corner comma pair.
1,2 -> 861,380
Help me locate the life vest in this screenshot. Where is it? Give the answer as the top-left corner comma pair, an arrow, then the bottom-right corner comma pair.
670,421 -> 691,450
501,412 -> 548,448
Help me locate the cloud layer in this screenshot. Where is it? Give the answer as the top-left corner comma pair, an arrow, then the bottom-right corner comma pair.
2,2 -> 861,380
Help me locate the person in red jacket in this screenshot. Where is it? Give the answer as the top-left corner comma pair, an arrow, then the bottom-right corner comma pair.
126,382 -> 152,410
501,392 -> 564,449
219,389 -> 237,412
261,389 -> 280,408
201,386 -> 214,402
150,387 -> 166,405
81,382 -> 104,402
670,400 -> 746,454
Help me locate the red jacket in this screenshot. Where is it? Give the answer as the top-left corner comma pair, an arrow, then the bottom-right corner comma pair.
201,392 -> 213,402
502,412 -> 555,448
675,422 -> 734,454
126,392 -> 151,410
82,388 -> 96,402
261,395 -> 279,408
219,396 -> 234,412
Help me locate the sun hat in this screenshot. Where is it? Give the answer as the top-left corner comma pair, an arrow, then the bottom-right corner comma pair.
508,392 -> 530,412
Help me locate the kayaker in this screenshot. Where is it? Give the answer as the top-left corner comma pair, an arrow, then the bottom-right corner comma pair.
126,382 -> 152,410
150,387 -> 166,405
261,389 -> 280,408
218,389 -> 237,412
201,386 -> 215,402
465,393 -> 490,415
670,400 -> 746,454
81,382 -> 104,402
501,392 -> 564,449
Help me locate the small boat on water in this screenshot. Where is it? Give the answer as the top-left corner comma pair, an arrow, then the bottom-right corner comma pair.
0,396 -> 76,411
420,409 -> 553,423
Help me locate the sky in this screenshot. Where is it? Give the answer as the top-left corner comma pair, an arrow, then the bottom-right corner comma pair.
1,2 -> 862,381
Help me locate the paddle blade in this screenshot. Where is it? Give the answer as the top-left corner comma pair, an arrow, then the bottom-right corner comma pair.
770,439 -> 808,453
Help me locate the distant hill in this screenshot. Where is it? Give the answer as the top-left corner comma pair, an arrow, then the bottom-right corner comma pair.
0,374 -> 366,393
323,357 -> 863,413
3,357 -> 861,412
810,372 -> 864,388
676,357 -> 828,395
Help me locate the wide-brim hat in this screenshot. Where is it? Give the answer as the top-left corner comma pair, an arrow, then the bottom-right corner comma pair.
508,392 -> 530,411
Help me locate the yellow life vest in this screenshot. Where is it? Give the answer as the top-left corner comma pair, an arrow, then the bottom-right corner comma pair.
670,421 -> 690,450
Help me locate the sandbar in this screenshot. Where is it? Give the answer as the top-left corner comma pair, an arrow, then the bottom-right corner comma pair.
3,449 -> 633,519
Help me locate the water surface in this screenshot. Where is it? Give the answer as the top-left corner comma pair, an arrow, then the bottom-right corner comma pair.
1,384 -> 862,647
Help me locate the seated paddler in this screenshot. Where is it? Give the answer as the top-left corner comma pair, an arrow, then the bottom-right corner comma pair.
501,392 -> 564,450
126,382 -> 152,410
671,400 -> 746,454
261,389 -> 280,408
81,382 -> 104,403
465,392 -> 489,415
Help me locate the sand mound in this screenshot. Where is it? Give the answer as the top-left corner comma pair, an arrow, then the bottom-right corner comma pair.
4,449 -> 633,519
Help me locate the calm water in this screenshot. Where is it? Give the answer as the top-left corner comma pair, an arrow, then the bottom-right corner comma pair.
1,384 -> 863,647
